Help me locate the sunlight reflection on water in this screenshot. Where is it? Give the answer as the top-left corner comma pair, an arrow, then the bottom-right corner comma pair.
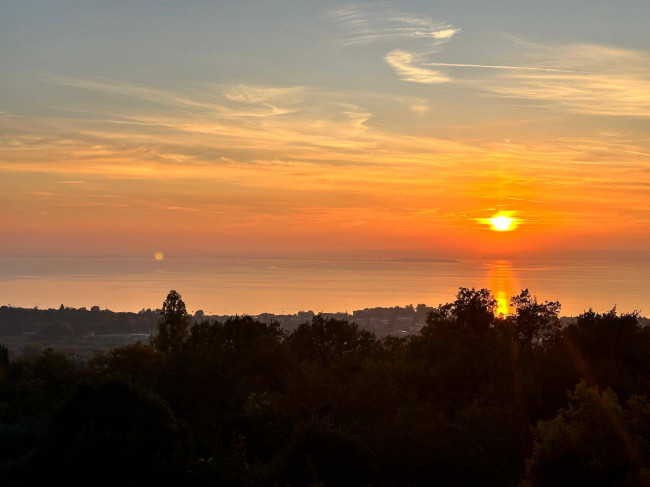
486,260 -> 518,317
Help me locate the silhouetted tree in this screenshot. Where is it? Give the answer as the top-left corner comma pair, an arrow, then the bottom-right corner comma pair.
282,420 -> 374,487
2,348 -> 77,418
525,381 -> 650,486
5,287 -> 650,486
87,342 -> 165,391
152,290 -> 189,354
562,307 -> 650,399
288,315 -> 376,366
511,289 -> 561,353
0,344 -> 8,367
448,287 -> 498,333
25,378 -> 187,485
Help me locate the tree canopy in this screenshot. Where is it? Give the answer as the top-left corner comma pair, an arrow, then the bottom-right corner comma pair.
3,287 -> 650,485
151,289 -> 190,354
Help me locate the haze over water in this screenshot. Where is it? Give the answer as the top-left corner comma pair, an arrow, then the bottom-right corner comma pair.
1,256 -> 648,317
2,2 -> 650,321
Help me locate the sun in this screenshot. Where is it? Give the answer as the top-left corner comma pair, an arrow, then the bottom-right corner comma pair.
481,212 -> 518,232
489,215 -> 514,232
476,212 -> 519,232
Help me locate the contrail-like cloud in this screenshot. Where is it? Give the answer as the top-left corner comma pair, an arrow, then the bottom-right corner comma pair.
425,62 -> 566,72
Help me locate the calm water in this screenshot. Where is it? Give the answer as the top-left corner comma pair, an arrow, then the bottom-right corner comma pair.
0,257 -> 648,316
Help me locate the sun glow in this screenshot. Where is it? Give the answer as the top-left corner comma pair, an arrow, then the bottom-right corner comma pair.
484,212 -> 518,232
490,215 -> 514,232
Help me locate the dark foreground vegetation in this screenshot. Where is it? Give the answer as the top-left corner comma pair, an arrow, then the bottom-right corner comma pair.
2,288 -> 650,486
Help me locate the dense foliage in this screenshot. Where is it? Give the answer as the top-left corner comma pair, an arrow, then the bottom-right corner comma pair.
2,288 -> 650,486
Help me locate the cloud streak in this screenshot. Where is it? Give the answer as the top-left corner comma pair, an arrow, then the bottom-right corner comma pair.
385,50 -> 450,84
425,62 -> 566,72
328,3 -> 459,46
483,43 -> 650,117
43,75 -> 307,119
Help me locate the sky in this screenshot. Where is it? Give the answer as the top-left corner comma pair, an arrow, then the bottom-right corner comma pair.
2,0 -> 650,259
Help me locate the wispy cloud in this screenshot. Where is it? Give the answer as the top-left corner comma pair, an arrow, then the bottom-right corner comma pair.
401,97 -> 430,115
425,62 -> 566,72
327,4 -> 459,85
328,3 -> 459,46
42,74 -> 228,113
43,75 -> 306,119
385,50 -> 450,84
224,85 -> 304,104
483,43 -> 650,117
339,103 -> 372,131
432,28 -> 458,40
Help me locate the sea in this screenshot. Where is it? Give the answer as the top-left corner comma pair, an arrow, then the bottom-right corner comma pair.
0,257 -> 649,317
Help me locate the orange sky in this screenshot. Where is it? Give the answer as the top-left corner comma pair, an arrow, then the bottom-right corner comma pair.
2,2 -> 650,259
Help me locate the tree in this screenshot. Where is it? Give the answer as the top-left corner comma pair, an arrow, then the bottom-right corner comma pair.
510,289 -> 561,353
0,344 -> 8,367
525,381 -> 650,486
288,315 -> 376,366
25,378 -> 187,485
563,308 -> 650,398
428,287 -> 497,333
151,290 -> 189,354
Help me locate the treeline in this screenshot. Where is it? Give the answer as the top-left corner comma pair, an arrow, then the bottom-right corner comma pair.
2,301 -> 645,339
0,303 -> 429,338
0,305 -> 160,336
2,288 -> 650,486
